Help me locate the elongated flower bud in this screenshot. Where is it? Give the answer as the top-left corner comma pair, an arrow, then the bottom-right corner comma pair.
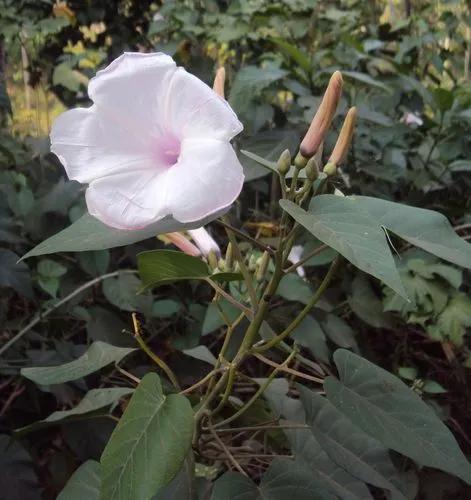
164,232 -> 201,256
224,242 -> 234,271
213,67 -> 226,98
256,251 -> 270,282
300,71 -> 343,158
277,149 -> 291,175
328,107 -> 357,165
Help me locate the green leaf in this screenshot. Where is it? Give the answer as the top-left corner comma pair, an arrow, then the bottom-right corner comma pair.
0,249 -> 34,298
17,388 -> 133,433
342,71 -> 393,93
100,373 -> 194,500
291,316 -> 330,364
277,273 -> 314,305
138,250 -> 240,290
282,194 -> 471,294
21,341 -> 136,385
428,293 -> 471,346
348,275 -> 395,329
22,213 -> 222,259
270,38 -> 312,73
102,272 -> 152,314
280,198 -> 407,298
212,458 -> 335,500
57,460 -> 101,500
286,429 -> 374,499
298,385 -> 406,499
325,349 -> 471,484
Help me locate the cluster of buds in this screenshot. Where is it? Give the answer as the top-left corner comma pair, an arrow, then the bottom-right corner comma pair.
277,71 -> 357,183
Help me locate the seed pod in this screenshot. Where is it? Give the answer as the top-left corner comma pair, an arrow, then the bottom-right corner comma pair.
328,107 -> 357,165
277,149 -> 291,175
300,71 -> 343,158
207,250 -> 219,270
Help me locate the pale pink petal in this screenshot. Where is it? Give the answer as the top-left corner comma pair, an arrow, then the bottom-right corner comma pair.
165,68 -> 243,142
165,232 -> 201,256
165,138 -> 244,224
88,52 -> 177,138
50,107 -> 157,184
85,169 -> 171,229
188,228 -> 220,256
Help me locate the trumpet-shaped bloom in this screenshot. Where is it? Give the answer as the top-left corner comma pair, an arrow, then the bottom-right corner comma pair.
50,52 -> 244,230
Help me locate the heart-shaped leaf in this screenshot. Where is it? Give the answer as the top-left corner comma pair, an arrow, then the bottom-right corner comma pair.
100,373 -> 194,500
298,385 -> 406,499
280,198 -> 407,298
325,349 -> 471,484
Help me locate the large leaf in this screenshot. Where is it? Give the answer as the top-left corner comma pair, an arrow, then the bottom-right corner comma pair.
212,457 -> 335,500
100,373 -> 194,500
280,198 -> 407,298
349,196 -> 471,269
57,460 -> 101,500
22,210 -> 225,259
21,342 -> 136,385
282,194 -> 471,295
286,428 -> 374,500
138,250 -> 240,290
325,349 -> 471,484
17,388 -> 133,433
299,385 -> 406,499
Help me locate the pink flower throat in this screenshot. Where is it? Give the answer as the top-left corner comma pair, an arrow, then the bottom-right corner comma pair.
154,133 -> 181,167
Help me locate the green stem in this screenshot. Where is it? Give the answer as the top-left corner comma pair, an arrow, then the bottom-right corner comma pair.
134,334 -> 180,390
223,217 -> 258,309
254,256 -> 340,353
213,349 -> 297,429
211,363 -> 237,415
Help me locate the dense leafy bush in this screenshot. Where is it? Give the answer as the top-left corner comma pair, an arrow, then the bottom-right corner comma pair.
1,1 -> 471,499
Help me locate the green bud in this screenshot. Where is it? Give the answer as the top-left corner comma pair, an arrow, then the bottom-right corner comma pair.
294,151 -> 308,169
207,250 -> 218,270
323,162 -> 337,177
305,156 -> 319,181
256,251 -> 270,282
224,242 -> 233,271
277,149 -> 291,175
248,254 -> 257,272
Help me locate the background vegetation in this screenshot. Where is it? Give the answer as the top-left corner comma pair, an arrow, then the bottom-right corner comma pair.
0,0 -> 470,498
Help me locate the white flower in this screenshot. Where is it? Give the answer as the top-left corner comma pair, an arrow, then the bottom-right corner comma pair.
188,227 -> 220,257
50,52 -> 244,230
287,245 -> 306,278
401,112 -> 423,127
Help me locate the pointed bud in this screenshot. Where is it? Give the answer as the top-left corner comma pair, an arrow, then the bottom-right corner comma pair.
300,71 -> 343,158
256,251 -> 270,282
207,250 -> 219,270
328,107 -> 357,166
294,151 -> 308,169
277,149 -> 291,175
305,156 -> 319,181
224,242 -> 234,271
248,254 -> 257,272
213,67 -> 226,98
323,162 -> 337,177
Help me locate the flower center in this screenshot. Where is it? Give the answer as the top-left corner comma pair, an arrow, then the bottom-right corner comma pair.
154,133 -> 181,167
